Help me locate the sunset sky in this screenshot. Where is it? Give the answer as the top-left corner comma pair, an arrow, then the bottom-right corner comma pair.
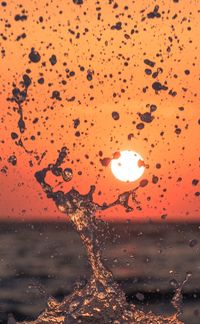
0,0 -> 199,221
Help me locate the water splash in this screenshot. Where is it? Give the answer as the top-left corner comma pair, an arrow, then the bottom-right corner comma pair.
13,148 -> 184,323
171,272 -> 192,318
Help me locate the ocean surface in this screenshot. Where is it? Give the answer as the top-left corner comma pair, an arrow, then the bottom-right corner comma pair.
0,221 -> 199,324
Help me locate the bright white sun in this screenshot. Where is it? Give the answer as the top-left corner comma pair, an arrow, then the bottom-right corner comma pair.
111,150 -> 145,182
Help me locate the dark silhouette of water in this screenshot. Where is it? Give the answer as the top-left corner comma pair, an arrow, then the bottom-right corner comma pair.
0,222 -> 199,323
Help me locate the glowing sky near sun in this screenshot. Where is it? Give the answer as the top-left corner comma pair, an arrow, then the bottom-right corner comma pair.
0,0 -> 199,221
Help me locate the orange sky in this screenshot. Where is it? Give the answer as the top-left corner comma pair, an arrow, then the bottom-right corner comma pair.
0,0 -> 199,222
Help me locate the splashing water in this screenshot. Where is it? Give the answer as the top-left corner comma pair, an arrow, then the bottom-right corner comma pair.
12,147 -> 185,324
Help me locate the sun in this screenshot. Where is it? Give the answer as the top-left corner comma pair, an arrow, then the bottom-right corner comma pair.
110,150 -> 145,182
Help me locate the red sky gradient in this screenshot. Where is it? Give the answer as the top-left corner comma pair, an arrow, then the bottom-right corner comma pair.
0,0 -> 199,222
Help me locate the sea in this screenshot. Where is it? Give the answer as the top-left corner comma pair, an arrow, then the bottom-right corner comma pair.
0,221 -> 199,324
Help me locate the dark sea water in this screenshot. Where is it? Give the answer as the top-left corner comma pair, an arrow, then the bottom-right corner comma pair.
0,222 -> 199,324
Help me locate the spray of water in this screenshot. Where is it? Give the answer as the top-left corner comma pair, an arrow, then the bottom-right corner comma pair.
10,147 -> 185,324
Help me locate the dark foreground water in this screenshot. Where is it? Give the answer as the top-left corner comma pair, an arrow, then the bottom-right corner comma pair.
0,222 -> 199,323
